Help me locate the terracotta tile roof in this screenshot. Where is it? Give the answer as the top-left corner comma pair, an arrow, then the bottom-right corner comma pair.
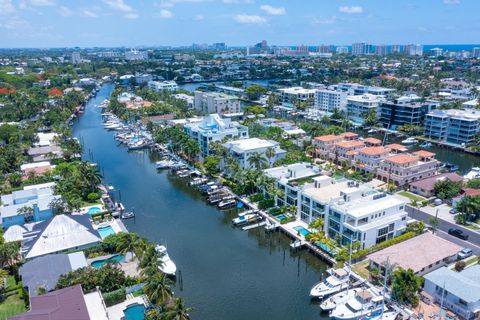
359,146 -> 390,156
410,173 -> 464,191
341,132 -> 359,138
385,153 -> 418,164
462,188 -> 480,197
335,140 -> 365,149
363,137 -> 382,145
385,143 -> 408,152
346,150 -> 358,156
314,135 -> 341,142
413,150 -> 436,158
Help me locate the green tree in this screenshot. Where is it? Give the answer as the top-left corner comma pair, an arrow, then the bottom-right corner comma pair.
466,178 -> 480,189
245,84 -> 267,101
247,153 -> 268,170
161,297 -> 192,320
362,109 -> 378,127
433,180 -> 462,200
203,155 -> 221,176
144,272 -> 173,305
391,268 -> 423,306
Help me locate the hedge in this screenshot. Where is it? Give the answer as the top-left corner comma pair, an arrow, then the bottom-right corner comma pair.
102,288 -> 126,307
258,199 -> 274,209
351,231 -> 416,262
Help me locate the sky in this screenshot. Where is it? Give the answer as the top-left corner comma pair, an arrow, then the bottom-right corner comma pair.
0,0 -> 478,48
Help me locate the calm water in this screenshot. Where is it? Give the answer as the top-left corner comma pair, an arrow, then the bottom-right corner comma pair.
73,84 -> 329,320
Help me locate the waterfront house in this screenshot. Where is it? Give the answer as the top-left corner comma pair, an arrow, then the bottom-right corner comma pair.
333,83 -> 394,97
278,87 -> 315,108
313,134 -> 344,159
409,172 -> 464,198
353,146 -> 391,174
3,214 -> 101,260
194,91 -> 241,115
27,145 -> 63,162
19,252 -> 87,296
346,94 -> 383,125
20,161 -> 53,177
423,265 -> 480,320
184,114 -> 248,158
148,80 -> 178,92
424,109 -> 480,146
368,232 -> 461,276
222,138 -> 286,170
0,182 -> 59,228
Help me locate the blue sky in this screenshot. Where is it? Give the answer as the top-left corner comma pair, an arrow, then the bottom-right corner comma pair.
0,0 -> 478,48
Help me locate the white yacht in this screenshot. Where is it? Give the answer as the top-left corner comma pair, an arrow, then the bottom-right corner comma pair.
156,160 -> 175,169
330,289 -> 385,320
232,213 -> 260,226
400,137 -> 418,145
320,288 -> 360,312
310,268 -> 350,299
464,167 -> 480,180
155,245 -> 177,276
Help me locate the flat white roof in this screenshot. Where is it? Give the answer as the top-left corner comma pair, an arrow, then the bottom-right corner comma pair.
303,180 -> 350,203
264,163 -> 320,181
279,87 -> 316,94
224,138 -> 276,152
84,290 -> 109,320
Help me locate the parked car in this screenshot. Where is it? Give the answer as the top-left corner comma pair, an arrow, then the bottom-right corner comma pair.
448,228 -> 469,240
458,248 -> 473,259
449,208 -> 457,214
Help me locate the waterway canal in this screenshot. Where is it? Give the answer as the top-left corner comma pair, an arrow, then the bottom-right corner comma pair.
73,83 -> 329,319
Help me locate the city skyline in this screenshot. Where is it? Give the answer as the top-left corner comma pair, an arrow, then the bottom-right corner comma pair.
0,0 -> 479,48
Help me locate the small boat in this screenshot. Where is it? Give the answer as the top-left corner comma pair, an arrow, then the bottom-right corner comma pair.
238,209 -> 259,217
232,213 -> 260,226
362,311 -> 398,320
121,211 -> 135,219
329,289 -> 384,320
189,177 -> 208,186
156,160 -> 175,169
155,245 -> 177,276
367,128 -> 378,135
419,142 -> 432,148
320,288 -> 360,312
218,199 -> 236,209
464,167 -> 480,180
400,137 -> 418,145
442,162 -> 459,173
310,268 -> 350,299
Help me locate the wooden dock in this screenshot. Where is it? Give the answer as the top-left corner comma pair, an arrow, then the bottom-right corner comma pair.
242,221 -> 267,231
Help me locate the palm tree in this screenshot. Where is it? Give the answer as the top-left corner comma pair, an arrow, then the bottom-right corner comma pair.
115,233 -> 141,257
265,147 -> 276,167
247,153 -> 268,170
144,272 -> 173,305
161,298 -> 192,320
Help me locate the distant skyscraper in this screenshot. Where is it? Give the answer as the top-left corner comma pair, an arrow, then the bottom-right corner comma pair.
261,40 -> 267,49
473,47 -> 480,58
375,45 -> 387,56
391,45 -> 402,54
405,44 -> 423,56
352,43 -> 372,55
336,46 -> 349,54
125,49 -> 148,61
212,43 -> 226,50
430,47 -> 443,57
71,52 -> 81,64
317,45 -> 331,53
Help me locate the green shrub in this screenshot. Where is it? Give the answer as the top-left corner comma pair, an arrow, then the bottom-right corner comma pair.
249,193 -> 264,202
102,288 -> 126,307
269,207 -> 281,216
87,192 -> 100,201
280,216 -> 296,224
258,199 -> 274,209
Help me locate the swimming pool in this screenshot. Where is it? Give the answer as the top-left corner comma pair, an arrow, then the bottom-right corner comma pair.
97,225 -> 115,239
293,226 -> 310,237
275,214 -> 286,221
123,303 -> 145,320
87,206 -> 102,215
91,254 -> 125,268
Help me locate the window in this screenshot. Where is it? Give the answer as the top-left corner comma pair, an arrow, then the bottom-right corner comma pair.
388,223 -> 394,232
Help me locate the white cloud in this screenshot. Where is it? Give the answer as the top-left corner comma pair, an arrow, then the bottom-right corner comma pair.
125,12 -> 139,19
58,6 -> 73,17
443,0 -> 460,4
339,5 -> 363,14
158,0 -> 212,8
29,0 -> 54,6
159,9 -> 173,18
260,4 -> 285,16
194,14 -> 204,20
234,14 -> 266,24
0,0 -> 15,15
313,16 -> 337,25
103,0 -> 133,12
81,9 -> 99,18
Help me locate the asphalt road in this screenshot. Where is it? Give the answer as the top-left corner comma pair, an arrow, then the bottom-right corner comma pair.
407,205 -> 480,255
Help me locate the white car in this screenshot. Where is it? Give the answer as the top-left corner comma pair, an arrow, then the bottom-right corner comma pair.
458,248 -> 473,260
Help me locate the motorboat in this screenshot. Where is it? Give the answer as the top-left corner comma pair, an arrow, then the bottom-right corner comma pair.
330,289 -> 385,320
155,245 -> 177,276
189,177 -> 208,186
121,211 -> 135,219
442,162 -> 459,173
362,311 -> 398,320
464,167 -> 480,180
232,213 -> 261,226
400,137 -> 418,145
419,142 -> 432,148
218,198 -> 236,209
238,209 -> 259,217
367,128 -> 378,135
320,288 -> 360,312
310,268 -> 350,299
156,160 -> 175,169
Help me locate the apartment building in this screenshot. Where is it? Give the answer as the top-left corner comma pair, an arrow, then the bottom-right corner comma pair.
346,94 -> 383,125
278,87 -> 316,108
376,151 -> 439,186
184,114 -> 248,158
352,43 -> 373,55
334,83 -> 394,97
194,91 -> 241,115
222,138 -> 286,170
148,80 -> 178,92
424,109 -> 480,146
353,146 -> 391,174
314,89 -> 347,112
380,96 -> 438,129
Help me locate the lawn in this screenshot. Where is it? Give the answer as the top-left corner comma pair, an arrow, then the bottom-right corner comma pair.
464,224 -> 480,230
0,294 -> 26,320
352,261 -> 370,281
464,256 -> 479,267
397,191 -> 426,202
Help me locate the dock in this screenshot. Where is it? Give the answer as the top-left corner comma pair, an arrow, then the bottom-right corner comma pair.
242,221 -> 267,231
290,240 -> 305,249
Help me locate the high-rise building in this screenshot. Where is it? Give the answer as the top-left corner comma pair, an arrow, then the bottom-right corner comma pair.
212,43 -> 226,50
125,49 -> 148,61
71,52 -> 81,64
472,47 -> 480,58
430,47 -> 443,57
317,45 -> 332,53
336,46 -> 349,54
405,44 -> 423,56
352,43 -> 372,55
261,40 -> 267,49
375,45 -> 388,56
391,45 -> 402,54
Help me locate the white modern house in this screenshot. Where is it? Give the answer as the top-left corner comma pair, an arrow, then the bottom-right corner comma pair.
346,94 -> 383,125
314,89 -> 347,112
194,91 -> 241,115
184,114 -> 248,158
222,138 -> 286,169
278,87 -> 316,108
424,265 -> 480,320
148,80 -> 178,92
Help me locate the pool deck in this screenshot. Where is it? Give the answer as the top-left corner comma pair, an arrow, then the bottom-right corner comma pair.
87,252 -> 140,277
106,296 -> 147,320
